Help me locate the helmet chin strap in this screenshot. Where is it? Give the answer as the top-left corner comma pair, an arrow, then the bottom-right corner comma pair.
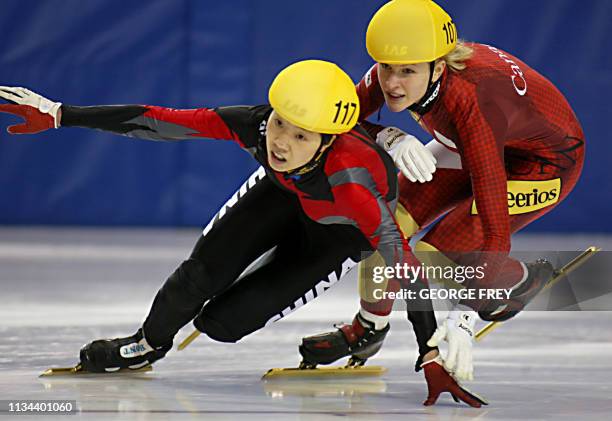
283,133 -> 333,179
408,61 -> 442,116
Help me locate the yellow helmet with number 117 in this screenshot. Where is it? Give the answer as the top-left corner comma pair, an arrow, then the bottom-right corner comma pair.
268,60 -> 360,135
366,0 -> 457,64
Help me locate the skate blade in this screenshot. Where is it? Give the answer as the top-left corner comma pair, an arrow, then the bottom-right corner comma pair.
544,246 -> 601,291
39,363 -> 153,377
177,329 -> 200,351
475,246 -> 600,341
262,365 -> 386,380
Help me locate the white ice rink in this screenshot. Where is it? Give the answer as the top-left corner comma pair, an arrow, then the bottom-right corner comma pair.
1,228 -> 611,420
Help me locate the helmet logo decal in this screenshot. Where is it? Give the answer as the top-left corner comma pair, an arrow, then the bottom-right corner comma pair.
283,100 -> 306,117
383,45 -> 410,56
332,101 -> 357,125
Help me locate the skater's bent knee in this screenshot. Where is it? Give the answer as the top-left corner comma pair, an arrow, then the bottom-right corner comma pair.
194,311 -> 243,343
165,258 -> 211,297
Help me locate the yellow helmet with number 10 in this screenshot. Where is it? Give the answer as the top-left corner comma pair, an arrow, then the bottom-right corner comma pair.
268,60 -> 360,135
366,0 -> 457,64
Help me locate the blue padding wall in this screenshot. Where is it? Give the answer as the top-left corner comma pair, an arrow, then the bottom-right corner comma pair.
0,0 -> 609,231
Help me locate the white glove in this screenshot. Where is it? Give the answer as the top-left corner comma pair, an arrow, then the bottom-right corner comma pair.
376,127 -> 437,183
427,307 -> 477,381
0,86 -> 62,128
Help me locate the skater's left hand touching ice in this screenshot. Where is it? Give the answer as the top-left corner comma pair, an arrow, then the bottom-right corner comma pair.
0,86 -> 61,134
427,306 -> 477,381
422,356 -> 487,408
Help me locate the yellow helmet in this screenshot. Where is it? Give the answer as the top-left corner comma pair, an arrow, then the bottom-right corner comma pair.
366,0 -> 457,64
268,60 -> 360,134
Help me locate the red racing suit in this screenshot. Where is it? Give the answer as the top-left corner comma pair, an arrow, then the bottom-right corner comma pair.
357,43 -> 585,287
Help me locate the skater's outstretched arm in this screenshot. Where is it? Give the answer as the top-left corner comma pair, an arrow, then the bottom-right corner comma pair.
0,86 -> 264,148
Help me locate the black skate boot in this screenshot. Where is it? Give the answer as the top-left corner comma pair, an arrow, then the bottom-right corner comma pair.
298,313 -> 389,368
79,328 -> 172,373
479,259 -> 555,322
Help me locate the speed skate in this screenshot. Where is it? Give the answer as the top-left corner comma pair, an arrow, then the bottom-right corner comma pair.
263,360 -> 387,380
476,246 -> 600,340
39,363 -> 152,377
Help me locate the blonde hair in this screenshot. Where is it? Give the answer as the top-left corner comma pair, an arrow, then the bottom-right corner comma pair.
441,40 -> 473,72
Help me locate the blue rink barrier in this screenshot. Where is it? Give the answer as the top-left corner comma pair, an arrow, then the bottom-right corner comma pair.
0,0 -> 609,231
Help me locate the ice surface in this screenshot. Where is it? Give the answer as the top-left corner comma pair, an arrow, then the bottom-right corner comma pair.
1,228 -> 611,420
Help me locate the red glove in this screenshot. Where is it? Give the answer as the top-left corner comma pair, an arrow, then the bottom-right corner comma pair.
0,104 -> 55,134
422,357 -> 488,408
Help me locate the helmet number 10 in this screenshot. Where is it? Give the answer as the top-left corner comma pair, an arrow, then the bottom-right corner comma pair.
333,101 -> 357,125
442,21 -> 456,45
